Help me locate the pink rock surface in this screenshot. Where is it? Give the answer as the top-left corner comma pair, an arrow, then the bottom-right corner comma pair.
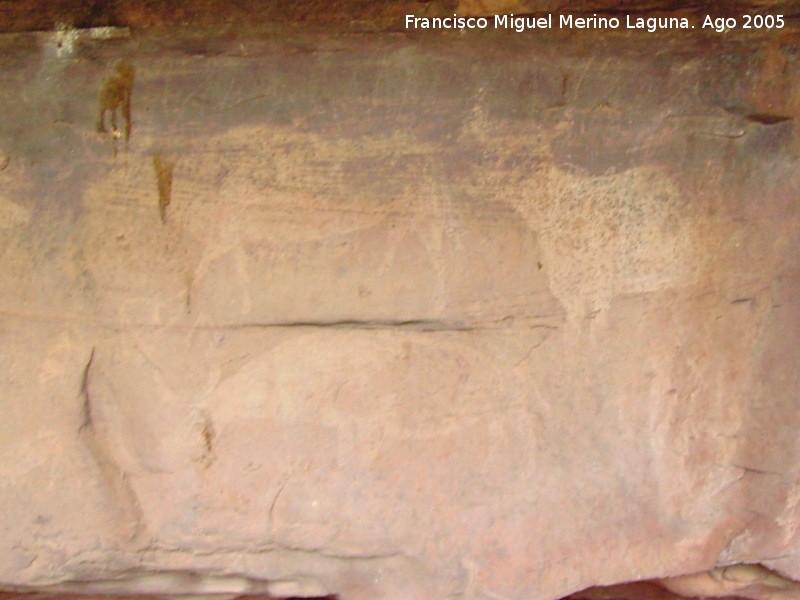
0,15 -> 798,600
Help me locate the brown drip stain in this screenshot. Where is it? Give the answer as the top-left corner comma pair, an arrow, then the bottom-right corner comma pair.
199,417 -> 215,468
97,60 -> 135,154
152,153 -> 175,224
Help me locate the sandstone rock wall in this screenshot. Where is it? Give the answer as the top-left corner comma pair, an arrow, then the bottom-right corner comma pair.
0,14 -> 798,600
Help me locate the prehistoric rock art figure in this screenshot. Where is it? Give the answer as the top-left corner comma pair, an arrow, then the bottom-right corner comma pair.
660,564 -> 800,600
97,60 -> 135,145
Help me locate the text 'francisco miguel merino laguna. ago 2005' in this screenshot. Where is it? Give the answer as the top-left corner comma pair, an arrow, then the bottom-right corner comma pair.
404,13 -> 788,33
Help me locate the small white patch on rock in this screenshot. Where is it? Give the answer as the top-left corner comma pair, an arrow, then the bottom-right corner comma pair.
53,23 -> 78,58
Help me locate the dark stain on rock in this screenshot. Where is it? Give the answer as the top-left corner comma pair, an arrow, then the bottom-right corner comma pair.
152,152 -> 175,224
724,105 -> 794,125
743,112 -> 793,125
97,60 -> 135,152
200,417 -> 216,468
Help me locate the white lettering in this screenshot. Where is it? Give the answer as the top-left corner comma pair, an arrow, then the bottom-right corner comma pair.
626,15 -> 690,32
703,15 -> 737,32
404,14 -> 488,29
561,13 -> 619,29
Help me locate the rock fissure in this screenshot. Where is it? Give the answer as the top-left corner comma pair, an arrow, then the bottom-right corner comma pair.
211,319 -> 478,332
76,351 -> 149,545
77,347 -> 96,432
723,107 -> 795,126
0,310 -> 563,332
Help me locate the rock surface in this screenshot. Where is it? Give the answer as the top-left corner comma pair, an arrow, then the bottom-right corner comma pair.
0,6 -> 799,600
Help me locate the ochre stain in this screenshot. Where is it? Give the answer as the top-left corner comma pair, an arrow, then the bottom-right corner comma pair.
198,416 -> 216,469
152,153 -> 175,224
97,60 -> 135,151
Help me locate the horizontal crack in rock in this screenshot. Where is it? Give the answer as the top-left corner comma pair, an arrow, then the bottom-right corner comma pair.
193,319 -> 479,332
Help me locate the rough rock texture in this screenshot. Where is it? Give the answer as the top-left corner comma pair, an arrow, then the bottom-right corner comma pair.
0,5 -> 799,600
